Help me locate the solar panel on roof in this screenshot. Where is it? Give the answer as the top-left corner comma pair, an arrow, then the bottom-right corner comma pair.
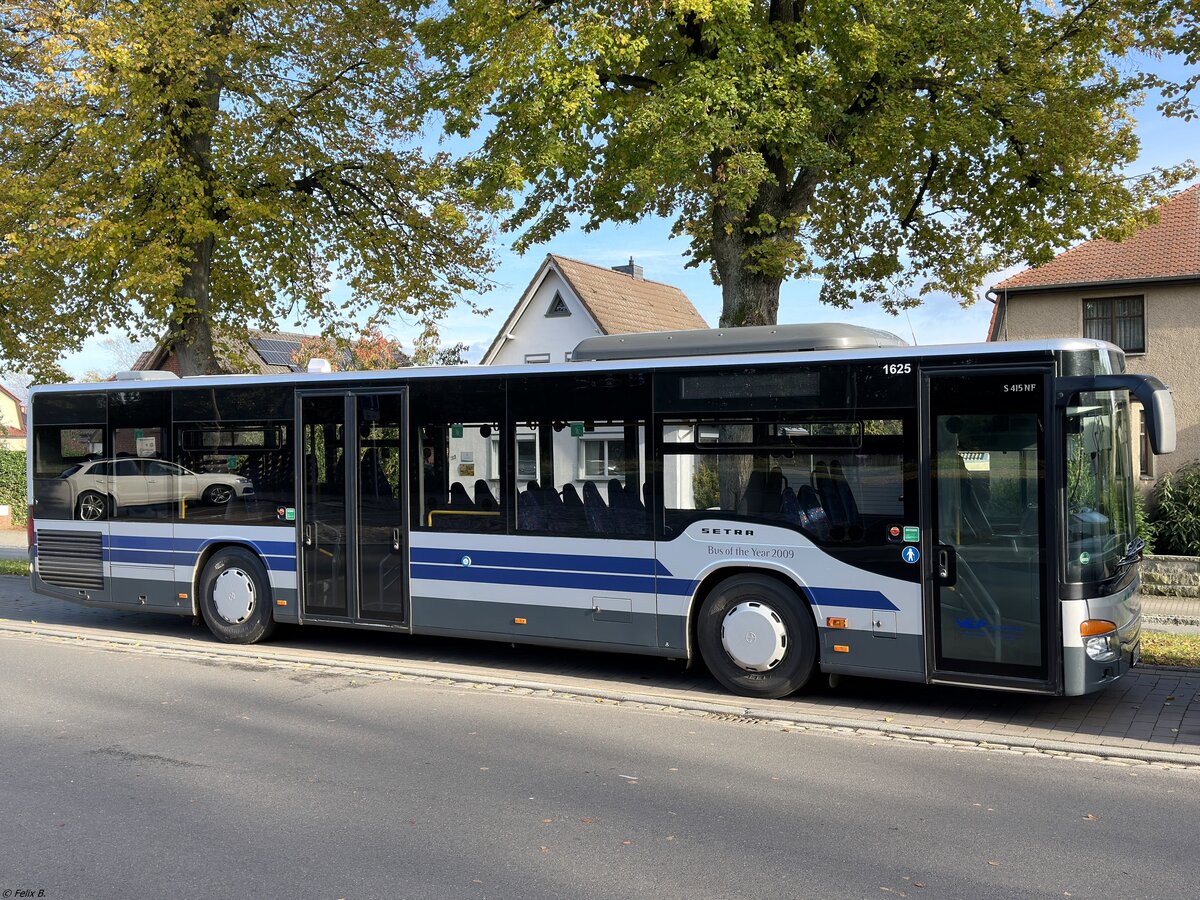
251,336 -> 304,367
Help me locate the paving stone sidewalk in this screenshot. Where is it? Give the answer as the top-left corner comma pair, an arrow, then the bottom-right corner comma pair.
2,574 -> 1198,764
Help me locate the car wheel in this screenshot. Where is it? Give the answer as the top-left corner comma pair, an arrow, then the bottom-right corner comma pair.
76,491 -> 108,521
205,484 -> 234,505
696,574 -> 817,699
198,547 -> 278,644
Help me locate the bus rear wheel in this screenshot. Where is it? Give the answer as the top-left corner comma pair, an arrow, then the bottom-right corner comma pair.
199,547 -> 278,644
697,574 -> 817,699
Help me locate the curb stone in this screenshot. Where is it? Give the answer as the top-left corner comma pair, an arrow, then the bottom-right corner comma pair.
3,620 -> 1199,770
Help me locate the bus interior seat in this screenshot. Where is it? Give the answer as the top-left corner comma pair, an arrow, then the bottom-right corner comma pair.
519,480 -> 547,531
449,482 -> 474,509
813,462 -> 847,530
796,484 -> 831,540
558,483 -> 588,531
474,479 -> 497,511
583,481 -> 610,532
608,478 -> 633,532
829,460 -> 863,539
829,460 -> 860,526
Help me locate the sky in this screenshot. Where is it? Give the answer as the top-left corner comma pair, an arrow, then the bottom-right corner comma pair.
48,51 -> 1200,379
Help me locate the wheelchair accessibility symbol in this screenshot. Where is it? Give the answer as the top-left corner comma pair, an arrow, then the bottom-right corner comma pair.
901,546 -> 920,564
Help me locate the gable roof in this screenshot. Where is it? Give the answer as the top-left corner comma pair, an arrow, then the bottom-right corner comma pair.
134,329 -> 314,374
482,253 -> 707,363
994,184 -> 1200,293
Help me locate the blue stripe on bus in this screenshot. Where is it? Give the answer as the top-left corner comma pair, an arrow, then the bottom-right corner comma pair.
807,587 -> 899,611
411,563 -> 656,595
107,535 -> 296,556
412,547 -> 671,576
105,545 -> 297,572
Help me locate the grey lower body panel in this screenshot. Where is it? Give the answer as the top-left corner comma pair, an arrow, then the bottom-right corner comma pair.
411,595 -> 664,652
817,628 -> 926,680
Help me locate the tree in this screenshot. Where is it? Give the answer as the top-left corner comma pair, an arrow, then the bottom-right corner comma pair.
291,324 -> 467,371
292,327 -> 412,372
421,1 -> 1196,327
0,1 -> 497,380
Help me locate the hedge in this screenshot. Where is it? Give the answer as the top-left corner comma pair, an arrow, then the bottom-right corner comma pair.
0,449 -> 26,526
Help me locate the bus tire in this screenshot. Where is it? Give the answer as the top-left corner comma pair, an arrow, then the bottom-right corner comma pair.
697,574 -> 817,700
198,547 -> 278,644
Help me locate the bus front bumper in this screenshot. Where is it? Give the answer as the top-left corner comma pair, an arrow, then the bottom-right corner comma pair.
1063,588 -> 1142,696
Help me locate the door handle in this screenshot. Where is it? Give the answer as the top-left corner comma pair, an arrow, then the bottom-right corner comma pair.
392,527 -> 401,551
304,523 -> 313,547
938,549 -> 950,579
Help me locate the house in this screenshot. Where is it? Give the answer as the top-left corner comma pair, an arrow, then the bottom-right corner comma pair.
988,183 -> 1200,483
132,330 -> 314,374
456,253 -> 707,515
0,384 -> 27,451
480,254 -> 708,365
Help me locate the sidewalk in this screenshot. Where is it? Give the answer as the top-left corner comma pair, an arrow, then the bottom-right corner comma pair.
2,574 -> 1198,766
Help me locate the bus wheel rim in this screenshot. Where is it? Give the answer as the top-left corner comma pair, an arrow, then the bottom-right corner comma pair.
214,568 -> 256,624
721,601 -> 788,672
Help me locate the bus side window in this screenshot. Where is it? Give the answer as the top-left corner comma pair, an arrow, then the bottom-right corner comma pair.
410,378 -> 506,534
507,372 -> 651,540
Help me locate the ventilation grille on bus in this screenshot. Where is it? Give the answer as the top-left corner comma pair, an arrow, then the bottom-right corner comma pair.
36,530 -> 104,591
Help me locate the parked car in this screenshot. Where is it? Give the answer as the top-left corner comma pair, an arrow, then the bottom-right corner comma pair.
59,458 -> 255,520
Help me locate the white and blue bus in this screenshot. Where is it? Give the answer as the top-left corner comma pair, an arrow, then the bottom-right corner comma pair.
26,324 -> 1175,698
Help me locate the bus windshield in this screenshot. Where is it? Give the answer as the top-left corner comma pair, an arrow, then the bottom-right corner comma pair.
1065,392 -> 1136,584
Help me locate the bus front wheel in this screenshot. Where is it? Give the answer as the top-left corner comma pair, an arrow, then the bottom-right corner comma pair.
199,547 -> 278,644
697,574 -> 817,699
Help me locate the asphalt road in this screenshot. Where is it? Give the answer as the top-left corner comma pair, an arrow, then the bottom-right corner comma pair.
1,634 -> 1196,900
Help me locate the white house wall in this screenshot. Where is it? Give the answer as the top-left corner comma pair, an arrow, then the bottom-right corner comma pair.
488,268 -> 604,366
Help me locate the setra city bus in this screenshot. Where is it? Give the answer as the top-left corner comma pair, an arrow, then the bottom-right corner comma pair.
25,324 -> 1175,698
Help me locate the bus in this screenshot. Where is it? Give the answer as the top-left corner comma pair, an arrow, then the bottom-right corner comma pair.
25,324 -> 1175,699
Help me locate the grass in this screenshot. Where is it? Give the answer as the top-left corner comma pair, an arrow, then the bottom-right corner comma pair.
0,558 -> 27,576
1140,631 -> 1200,669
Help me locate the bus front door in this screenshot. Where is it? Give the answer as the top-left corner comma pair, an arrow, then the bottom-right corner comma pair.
298,390 -> 409,626
924,369 -> 1056,691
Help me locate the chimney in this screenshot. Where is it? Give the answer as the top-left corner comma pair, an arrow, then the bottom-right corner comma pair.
612,256 -> 644,281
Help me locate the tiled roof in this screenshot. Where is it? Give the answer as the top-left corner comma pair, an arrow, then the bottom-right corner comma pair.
994,184 -> 1200,292
134,329 -> 313,374
550,255 -> 708,334
482,254 -> 707,363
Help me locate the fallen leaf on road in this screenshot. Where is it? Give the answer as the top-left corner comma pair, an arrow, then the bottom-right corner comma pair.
1083,814 -> 1099,821
988,861 -> 1000,867
581,818 -> 594,825
540,846 -> 549,854
622,840 -> 632,845
542,819 -> 553,824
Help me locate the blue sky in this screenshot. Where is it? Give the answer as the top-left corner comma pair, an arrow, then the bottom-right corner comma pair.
56,53 -> 1199,377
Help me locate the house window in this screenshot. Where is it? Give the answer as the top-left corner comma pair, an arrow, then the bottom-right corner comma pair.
524,353 -> 551,364
1083,296 -> 1145,353
545,292 -> 570,317
580,436 -> 626,479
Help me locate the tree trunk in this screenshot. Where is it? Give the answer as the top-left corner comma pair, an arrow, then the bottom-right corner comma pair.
166,17 -> 230,377
170,235 -> 221,376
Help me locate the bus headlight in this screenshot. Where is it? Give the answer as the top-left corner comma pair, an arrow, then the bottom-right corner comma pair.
1081,619 -> 1119,662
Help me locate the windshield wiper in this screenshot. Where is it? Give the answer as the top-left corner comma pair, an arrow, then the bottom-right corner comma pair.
1116,538 -> 1145,569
